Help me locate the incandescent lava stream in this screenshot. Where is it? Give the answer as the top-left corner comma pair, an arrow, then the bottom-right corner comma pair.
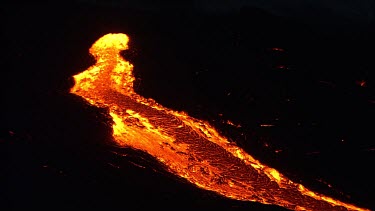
70,33 -> 370,211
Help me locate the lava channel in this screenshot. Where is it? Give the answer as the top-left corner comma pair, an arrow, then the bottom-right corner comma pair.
70,33 -> 370,211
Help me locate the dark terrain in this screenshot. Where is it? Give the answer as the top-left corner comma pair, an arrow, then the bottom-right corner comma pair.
1,3 -> 374,211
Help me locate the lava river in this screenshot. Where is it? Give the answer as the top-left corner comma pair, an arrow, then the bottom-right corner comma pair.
70,33 -> 369,211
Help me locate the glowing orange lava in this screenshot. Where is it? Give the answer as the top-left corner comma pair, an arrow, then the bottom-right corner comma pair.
70,33 -> 370,211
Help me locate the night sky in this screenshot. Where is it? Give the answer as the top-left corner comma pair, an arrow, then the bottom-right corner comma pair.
72,0 -> 375,23
1,1 -> 374,211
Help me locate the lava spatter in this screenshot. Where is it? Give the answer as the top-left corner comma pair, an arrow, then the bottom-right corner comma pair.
70,33 -> 369,211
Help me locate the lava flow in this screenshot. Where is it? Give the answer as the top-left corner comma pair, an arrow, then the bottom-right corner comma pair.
70,33 -> 369,211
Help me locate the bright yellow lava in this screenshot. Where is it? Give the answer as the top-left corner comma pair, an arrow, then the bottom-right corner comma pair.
70,33 -> 370,211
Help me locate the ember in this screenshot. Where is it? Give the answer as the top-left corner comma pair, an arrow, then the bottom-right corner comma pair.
70,33 -> 369,211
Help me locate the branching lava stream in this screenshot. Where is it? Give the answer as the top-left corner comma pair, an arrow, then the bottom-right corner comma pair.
70,33 -> 369,211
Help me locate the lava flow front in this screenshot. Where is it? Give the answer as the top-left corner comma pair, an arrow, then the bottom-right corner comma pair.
70,33 -> 369,211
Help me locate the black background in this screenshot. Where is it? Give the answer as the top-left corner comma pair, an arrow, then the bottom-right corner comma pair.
1,2 -> 374,211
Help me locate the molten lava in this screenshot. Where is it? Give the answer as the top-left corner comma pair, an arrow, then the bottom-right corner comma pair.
70,33 -> 369,211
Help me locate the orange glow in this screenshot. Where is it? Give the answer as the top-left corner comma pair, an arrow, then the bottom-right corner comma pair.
356,80 -> 367,87
70,33 -> 369,211
271,48 -> 285,52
